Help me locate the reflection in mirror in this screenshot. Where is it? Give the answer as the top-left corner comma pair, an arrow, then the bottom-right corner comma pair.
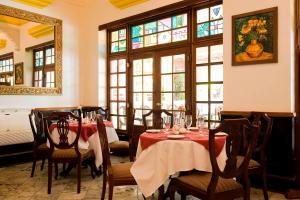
0,14 -> 55,88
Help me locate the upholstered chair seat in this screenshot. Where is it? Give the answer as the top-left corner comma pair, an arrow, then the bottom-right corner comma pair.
52,148 -> 94,159
109,141 -> 130,152
110,162 -> 136,185
237,156 -> 260,169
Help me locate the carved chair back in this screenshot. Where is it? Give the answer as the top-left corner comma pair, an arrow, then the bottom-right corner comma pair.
142,109 -> 173,130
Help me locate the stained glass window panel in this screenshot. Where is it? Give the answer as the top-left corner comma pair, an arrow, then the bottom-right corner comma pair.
211,84 -> 223,101
173,54 -> 185,73
196,66 -> 208,82
144,21 -> 157,34
132,25 -> 144,38
197,8 -> 209,23
211,64 -> 223,82
119,40 -> 126,51
143,58 -> 153,75
111,31 -> 119,42
110,74 -> 118,87
133,59 -> 142,75
210,45 -> 223,62
132,37 -> 144,49
144,34 -> 157,47
196,47 -> 208,64
158,18 -> 172,32
111,42 -> 119,53
172,27 -> 187,42
118,59 -> 126,72
197,23 -> 209,38
119,29 -> 126,40
172,14 -> 187,29
161,56 -> 172,74
143,76 -> 153,92
173,93 -> 185,110
210,19 -> 223,35
210,5 -> 223,20
158,31 -> 171,44
161,93 -> 172,110
197,84 -> 208,101
161,75 -> 172,92
110,88 -> 118,101
133,77 -> 143,92
111,60 -> 118,73
173,73 -> 185,92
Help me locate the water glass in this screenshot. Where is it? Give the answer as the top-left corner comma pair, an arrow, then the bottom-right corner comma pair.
164,116 -> 172,131
196,115 -> 205,132
185,115 -> 192,129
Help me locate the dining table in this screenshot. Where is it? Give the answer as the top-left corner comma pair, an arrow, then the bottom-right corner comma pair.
48,120 -> 119,168
130,128 -> 227,198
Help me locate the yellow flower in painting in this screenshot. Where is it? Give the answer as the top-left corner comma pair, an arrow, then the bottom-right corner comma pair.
239,41 -> 245,46
253,19 -> 259,26
248,19 -> 254,27
258,27 -> 267,34
241,25 -> 251,34
238,34 -> 244,42
263,20 -> 266,25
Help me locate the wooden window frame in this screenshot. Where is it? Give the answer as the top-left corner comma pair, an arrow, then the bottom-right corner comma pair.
0,52 -> 14,86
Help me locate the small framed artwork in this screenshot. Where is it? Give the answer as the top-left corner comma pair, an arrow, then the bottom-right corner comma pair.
232,7 -> 278,66
15,62 -> 24,85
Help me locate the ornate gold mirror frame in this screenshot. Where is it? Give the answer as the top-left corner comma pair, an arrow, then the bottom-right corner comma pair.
0,4 -> 62,95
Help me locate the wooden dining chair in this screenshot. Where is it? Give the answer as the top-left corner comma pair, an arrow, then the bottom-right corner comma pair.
142,109 -> 173,130
168,118 -> 260,200
96,116 -> 138,200
81,106 -> 109,119
43,112 -> 95,194
239,112 -> 272,200
29,109 -> 49,177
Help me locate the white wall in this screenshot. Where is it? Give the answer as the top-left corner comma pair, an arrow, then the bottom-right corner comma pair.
0,0 -> 83,109
223,0 -> 295,112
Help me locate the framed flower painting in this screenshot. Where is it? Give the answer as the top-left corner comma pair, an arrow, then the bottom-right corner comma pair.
232,7 -> 278,66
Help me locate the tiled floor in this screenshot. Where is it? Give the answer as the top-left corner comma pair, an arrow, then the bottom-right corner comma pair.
0,155 -> 288,200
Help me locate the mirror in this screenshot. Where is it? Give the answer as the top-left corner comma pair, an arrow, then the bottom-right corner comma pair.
0,4 -> 62,95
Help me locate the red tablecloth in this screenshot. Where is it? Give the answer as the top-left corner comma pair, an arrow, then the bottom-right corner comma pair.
49,121 -> 114,142
139,130 -> 226,157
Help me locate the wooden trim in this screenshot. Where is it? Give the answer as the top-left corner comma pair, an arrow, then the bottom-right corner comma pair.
0,52 -> 13,60
98,0 -> 214,30
221,111 -> 296,118
34,106 -> 79,111
25,40 -> 54,51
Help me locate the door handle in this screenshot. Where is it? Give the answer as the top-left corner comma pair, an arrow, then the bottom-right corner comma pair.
156,103 -> 161,106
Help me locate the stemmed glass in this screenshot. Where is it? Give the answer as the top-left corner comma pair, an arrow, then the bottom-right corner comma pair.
185,115 -> 192,129
164,116 -> 172,132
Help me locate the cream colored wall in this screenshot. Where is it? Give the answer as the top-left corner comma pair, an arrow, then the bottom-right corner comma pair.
0,0 -> 83,108
223,0 -> 295,112
80,0 -> 295,113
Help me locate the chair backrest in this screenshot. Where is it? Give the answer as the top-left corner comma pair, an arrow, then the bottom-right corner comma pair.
208,118 -> 259,183
248,112 -> 273,162
96,116 -> 112,170
82,106 -> 109,120
29,109 -> 45,144
43,112 -> 81,152
142,109 -> 173,130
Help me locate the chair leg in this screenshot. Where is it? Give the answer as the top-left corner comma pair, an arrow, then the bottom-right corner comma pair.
101,173 -> 107,200
55,164 -> 58,180
41,158 -> 46,170
108,183 -> 113,200
31,153 -> 37,177
77,163 -> 81,193
48,160 -> 52,194
262,168 -> 269,200
169,183 -> 176,200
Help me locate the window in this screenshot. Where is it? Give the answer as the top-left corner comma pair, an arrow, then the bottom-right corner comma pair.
111,29 -> 127,53
196,4 -> 223,38
131,13 -> 188,49
109,58 -> 127,130
33,45 -> 55,87
0,53 -> 14,86
195,44 -> 223,127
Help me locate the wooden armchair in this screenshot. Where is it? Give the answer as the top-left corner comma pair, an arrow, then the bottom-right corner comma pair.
96,116 -> 137,200
142,109 -> 173,130
29,110 -> 49,177
43,112 -> 95,194
240,112 -> 273,200
169,118 -> 260,200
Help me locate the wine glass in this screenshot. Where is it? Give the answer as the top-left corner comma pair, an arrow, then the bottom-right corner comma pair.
164,116 -> 171,132
91,111 -> 96,122
185,115 -> 192,129
196,115 -> 205,132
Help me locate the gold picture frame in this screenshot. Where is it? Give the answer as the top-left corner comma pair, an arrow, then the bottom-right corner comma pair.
14,62 -> 23,85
